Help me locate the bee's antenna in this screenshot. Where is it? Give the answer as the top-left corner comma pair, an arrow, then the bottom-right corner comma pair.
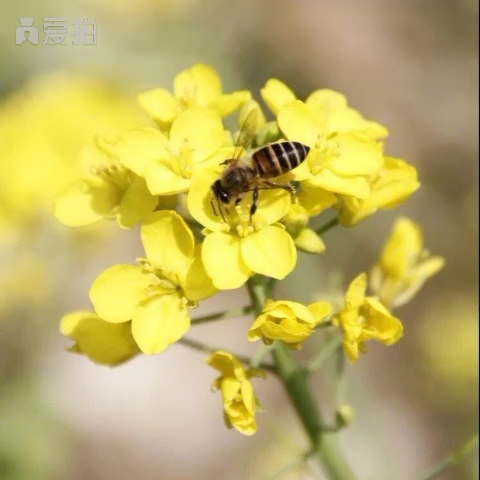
211,196 -> 228,223
211,199 -> 218,217
219,203 -> 227,223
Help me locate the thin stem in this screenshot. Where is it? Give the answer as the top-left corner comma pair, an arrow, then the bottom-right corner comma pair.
335,341 -> 347,406
191,305 -> 253,325
307,335 -> 343,373
178,337 -> 277,373
246,276 -> 356,480
419,434 -> 479,480
316,216 -> 340,236
250,343 -> 275,368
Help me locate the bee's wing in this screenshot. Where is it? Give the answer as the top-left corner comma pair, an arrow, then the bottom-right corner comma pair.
229,108 -> 259,167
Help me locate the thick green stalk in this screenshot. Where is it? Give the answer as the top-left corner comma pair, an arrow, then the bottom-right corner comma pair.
246,277 -> 356,480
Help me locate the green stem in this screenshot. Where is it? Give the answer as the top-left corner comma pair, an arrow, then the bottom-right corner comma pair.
316,216 -> 340,236
419,434 -> 478,480
246,277 -> 357,480
250,343 -> 275,369
307,335 -> 343,373
191,305 -> 253,325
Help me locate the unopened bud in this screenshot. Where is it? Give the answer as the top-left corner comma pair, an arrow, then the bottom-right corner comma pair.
335,405 -> 355,428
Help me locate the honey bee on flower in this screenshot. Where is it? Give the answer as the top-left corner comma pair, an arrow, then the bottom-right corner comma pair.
210,108 -> 311,222
55,62 -> 447,472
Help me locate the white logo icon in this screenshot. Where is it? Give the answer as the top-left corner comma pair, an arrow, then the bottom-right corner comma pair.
16,17 -> 38,45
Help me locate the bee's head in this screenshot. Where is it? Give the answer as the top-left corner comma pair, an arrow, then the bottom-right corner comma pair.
211,179 -> 230,204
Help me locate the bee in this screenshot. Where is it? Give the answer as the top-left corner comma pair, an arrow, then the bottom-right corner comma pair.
211,109 -> 310,221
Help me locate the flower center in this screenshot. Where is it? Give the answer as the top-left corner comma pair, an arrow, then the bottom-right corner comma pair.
137,258 -> 184,298
90,163 -> 133,192
167,141 -> 195,179
310,134 -> 340,174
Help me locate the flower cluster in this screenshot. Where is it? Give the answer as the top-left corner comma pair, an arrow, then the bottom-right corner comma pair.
58,64 -> 443,435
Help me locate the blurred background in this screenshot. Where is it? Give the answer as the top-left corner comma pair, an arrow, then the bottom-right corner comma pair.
0,0 -> 478,479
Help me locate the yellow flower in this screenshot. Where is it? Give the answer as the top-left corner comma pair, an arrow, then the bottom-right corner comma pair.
338,156 -> 421,226
60,311 -> 140,366
0,72 -> 146,233
110,108 -> 230,196
89,211 -> 216,354
263,79 -> 388,139
187,169 -> 296,290
248,299 -> 332,349
335,273 -> 404,362
138,64 -> 251,128
370,217 -> 445,308
206,351 -> 266,436
54,136 -> 158,228
278,100 -> 384,199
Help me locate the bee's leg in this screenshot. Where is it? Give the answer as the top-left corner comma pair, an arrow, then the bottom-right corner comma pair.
263,180 -> 297,202
250,188 -> 259,221
235,196 -> 243,206
220,159 -> 233,166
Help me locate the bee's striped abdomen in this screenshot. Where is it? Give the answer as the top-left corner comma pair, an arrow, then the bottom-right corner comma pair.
252,141 -> 310,179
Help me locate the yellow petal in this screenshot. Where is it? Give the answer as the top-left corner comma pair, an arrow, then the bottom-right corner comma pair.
264,300 -> 316,324
345,273 -> 367,310
137,88 -> 178,126
241,226 -> 296,279
309,169 -> 370,199
209,90 -> 252,117
343,340 -> 360,363
307,301 -> 333,324
252,189 -> 291,227
141,210 -> 195,275
262,318 -> 312,343
202,232 -> 252,289
183,244 -> 217,301
241,379 -> 256,413
298,182 -> 337,216
90,265 -> 152,323
295,228 -> 326,254
113,127 -> 169,176
393,256 -> 445,308
325,133 -> 384,176
277,100 -> 325,147
363,297 -> 404,344
305,89 -> 348,113
173,64 -> 222,107
206,350 -> 236,376
117,176 -> 158,229
169,108 -> 224,163
60,311 -> 139,365
248,314 -> 268,342
54,177 -> 120,227
261,79 -> 297,115
366,157 -> 420,210
145,161 -> 192,195
380,217 -> 423,278
328,108 -> 388,139
221,377 -> 242,402
132,294 -> 190,354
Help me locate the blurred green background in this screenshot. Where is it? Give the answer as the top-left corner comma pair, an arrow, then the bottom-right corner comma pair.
0,1 -> 478,479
